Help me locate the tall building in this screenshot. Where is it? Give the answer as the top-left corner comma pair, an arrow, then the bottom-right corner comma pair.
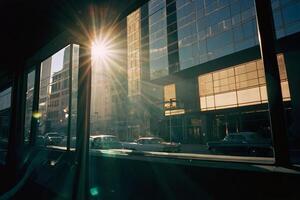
119,0 -> 300,143
39,56 -> 52,134
90,58 -> 113,133
46,46 -> 71,134
90,21 -> 128,138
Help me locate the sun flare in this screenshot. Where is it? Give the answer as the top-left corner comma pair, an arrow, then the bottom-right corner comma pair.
92,39 -> 111,61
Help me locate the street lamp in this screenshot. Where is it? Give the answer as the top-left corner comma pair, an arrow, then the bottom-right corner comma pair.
169,98 -> 176,143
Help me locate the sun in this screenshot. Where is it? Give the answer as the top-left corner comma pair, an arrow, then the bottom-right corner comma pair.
91,39 -> 111,61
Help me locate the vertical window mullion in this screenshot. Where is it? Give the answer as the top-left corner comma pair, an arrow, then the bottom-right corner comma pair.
67,44 -> 74,151
29,65 -> 41,146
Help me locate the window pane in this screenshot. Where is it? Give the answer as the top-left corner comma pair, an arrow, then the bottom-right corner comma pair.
198,54 -> 289,110
24,70 -> 35,144
37,44 -> 78,149
0,87 -> 12,164
87,0 -> 298,164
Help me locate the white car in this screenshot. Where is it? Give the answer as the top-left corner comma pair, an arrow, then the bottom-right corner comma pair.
123,137 -> 181,152
90,135 -> 123,149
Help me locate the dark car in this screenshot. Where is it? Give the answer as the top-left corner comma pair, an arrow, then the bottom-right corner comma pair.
44,132 -> 64,145
90,135 -> 123,149
207,132 -> 273,156
123,137 -> 181,152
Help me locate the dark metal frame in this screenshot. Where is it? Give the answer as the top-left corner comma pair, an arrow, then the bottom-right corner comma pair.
67,44 -> 74,151
72,43 -> 92,200
0,84 -> 13,166
254,0 -> 289,166
29,65 -> 40,146
22,67 -> 36,145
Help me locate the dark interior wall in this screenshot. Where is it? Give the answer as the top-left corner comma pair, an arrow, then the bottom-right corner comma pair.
0,0 -> 150,81
11,149 -> 300,200
89,155 -> 299,200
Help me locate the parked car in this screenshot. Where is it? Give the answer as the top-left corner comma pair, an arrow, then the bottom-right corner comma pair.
90,135 -> 123,149
36,135 -> 46,146
207,132 -> 273,156
122,137 -> 181,152
44,132 -> 64,145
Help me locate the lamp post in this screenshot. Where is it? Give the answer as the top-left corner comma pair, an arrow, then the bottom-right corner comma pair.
169,98 -> 176,143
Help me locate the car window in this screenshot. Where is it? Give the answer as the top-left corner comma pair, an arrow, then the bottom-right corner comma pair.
149,139 -> 162,144
138,139 -> 145,144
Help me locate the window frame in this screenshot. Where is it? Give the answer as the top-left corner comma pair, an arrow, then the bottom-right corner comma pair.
0,84 -> 13,165
23,32 -> 81,150
17,2 -> 300,177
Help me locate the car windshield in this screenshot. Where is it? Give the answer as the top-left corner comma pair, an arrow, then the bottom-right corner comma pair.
47,133 -> 60,137
149,138 -> 164,144
102,136 -> 118,142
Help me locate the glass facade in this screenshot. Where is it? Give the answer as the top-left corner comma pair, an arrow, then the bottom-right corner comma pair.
272,0 -> 300,38
149,0 -> 169,79
127,9 -> 142,96
177,0 -> 258,69
199,54 -> 290,110
125,0 -> 300,79
164,84 -> 176,108
123,0 -> 300,80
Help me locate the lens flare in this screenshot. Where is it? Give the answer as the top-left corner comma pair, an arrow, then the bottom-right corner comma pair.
92,39 -> 111,61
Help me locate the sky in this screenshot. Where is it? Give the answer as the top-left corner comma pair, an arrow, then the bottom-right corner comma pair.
51,47 -> 65,74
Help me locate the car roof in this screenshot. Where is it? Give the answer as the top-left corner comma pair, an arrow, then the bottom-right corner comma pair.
90,135 -> 117,138
138,137 -> 162,140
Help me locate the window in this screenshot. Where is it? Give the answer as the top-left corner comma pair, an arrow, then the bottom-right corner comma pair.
0,87 -> 12,164
79,0 -> 300,166
37,44 -> 79,149
199,54 -> 290,111
24,70 -> 35,144
164,84 -> 176,109
127,9 -> 142,95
